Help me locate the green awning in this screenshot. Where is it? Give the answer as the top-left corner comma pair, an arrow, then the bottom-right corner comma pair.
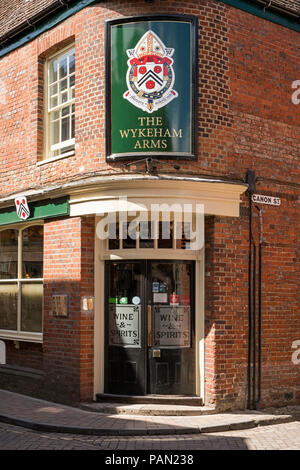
0,196 -> 69,226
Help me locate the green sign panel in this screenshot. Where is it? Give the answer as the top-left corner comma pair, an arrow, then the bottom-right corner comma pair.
106,15 -> 197,161
0,197 -> 69,226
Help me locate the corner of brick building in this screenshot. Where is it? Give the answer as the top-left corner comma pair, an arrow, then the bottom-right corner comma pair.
42,216 -> 95,404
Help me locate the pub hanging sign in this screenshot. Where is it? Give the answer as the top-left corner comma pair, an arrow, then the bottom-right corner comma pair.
105,15 -> 198,161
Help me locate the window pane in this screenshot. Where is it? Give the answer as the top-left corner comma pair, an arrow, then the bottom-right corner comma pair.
71,113 -> 75,139
22,226 -> 43,279
61,116 -> 70,141
61,91 -> 68,104
0,283 -> 18,330
69,51 -> 75,74
50,110 -> 59,121
139,221 -> 154,248
60,78 -> 68,92
61,106 -> 70,117
0,230 -> 18,279
158,222 -> 173,249
59,54 -> 68,79
151,262 -> 192,347
108,223 -> 120,250
21,283 -> 43,333
176,222 -> 192,250
69,74 -> 75,88
50,96 -> 58,108
123,222 -> 137,249
50,119 -> 60,145
49,59 -> 58,84
49,83 -> 57,97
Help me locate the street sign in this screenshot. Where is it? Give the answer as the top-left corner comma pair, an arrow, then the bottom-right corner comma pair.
252,194 -> 281,206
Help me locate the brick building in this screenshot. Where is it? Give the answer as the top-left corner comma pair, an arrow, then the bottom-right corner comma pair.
0,0 -> 299,410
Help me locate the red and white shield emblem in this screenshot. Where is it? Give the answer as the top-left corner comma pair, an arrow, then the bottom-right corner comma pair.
123,30 -> 178,113
15,196 -> 30,220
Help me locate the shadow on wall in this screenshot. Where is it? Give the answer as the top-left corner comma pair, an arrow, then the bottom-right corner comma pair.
0,276 -> 94,405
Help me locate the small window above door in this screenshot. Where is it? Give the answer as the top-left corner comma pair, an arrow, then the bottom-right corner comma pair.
107,219 -> 194,251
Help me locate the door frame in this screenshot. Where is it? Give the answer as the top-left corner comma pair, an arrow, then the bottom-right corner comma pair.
94,217 -> 205,401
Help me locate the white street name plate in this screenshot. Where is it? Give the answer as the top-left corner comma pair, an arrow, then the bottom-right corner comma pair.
252,194 -> 281,206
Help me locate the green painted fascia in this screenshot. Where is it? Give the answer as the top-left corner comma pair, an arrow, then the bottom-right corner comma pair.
218,0 -> 300,33
0,0 -> 98,59
0,197 -> 69,226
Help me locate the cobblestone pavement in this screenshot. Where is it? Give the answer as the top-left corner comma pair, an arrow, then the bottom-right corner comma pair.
0,421 -> 299,450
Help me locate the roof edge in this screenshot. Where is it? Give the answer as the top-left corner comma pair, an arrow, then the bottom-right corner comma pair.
0,0 -> 299,59
219,0 -> 300,32
0,0 -> 98,59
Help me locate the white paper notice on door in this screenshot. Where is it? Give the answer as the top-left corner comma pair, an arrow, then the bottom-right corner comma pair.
153,293 -> 168,303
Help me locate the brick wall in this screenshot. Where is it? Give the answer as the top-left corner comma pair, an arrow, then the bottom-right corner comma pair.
0,1 -> 298,188
42,216 -> 94,403
3,341 -> 43,371
205,210 -> 249,409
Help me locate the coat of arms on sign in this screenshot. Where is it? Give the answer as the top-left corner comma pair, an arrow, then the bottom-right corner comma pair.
14,196 -> 30,220
123,30 -> 178,113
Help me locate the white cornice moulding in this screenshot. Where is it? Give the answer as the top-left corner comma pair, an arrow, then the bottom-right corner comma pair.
69,177 -> 247,218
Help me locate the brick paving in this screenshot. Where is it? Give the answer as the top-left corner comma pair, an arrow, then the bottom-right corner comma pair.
0,421 -> 299,450
0,390 -> 297,436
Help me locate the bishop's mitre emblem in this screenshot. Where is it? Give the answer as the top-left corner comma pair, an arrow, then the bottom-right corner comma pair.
123,30 -> 178,113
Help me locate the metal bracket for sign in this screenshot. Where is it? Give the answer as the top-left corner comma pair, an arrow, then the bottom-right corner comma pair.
123,157 -> 180,174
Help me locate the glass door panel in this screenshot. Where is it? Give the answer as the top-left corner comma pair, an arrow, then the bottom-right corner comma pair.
148,261 -> 195,395
105,261 -> 146,395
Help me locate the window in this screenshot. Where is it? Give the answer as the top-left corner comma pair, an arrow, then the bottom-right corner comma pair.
46,46 -> 75,159
107,219 -> 194,251
0,225 -> 43,341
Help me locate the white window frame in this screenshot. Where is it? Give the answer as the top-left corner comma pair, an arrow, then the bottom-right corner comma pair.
0,222 -> 44,343
105,217 -> 200,259
43,44 -> 75,162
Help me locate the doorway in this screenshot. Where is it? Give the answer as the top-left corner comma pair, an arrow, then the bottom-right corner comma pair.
104,260 -> 195,395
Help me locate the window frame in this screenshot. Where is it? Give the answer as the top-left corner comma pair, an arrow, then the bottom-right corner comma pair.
43,44 -> 75,162
106,218 -> 195,252
0,222 -> 44,343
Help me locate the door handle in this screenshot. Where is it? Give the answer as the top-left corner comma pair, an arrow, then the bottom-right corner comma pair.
147,305 -> 152,347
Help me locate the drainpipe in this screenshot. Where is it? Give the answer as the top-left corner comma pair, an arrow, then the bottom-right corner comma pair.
247,192 -> 253,409
255,205 -> 263,407
245,170 -> 256,409
252,236 -> 257,409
